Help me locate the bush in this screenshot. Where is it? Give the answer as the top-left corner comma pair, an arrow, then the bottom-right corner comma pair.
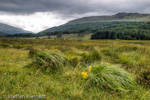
87,63 -> 136,92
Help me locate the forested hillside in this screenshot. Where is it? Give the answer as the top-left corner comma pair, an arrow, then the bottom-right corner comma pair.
91,22 -> 150,40
38,13 -> 150,40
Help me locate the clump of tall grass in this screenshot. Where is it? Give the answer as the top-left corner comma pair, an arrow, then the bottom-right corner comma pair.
29,49 -> 67,70
118,52 -> 141,69
75,45 -> 94,51
0,43 -> 10,48
66,48 -> 102,66
86,63 -> 136,92
13,44 -> 30,49
101,48 -> 119,62
29,47 -> 40,58
116,46 -> 138,52
80,49 -> 102,63
69,56 -> 81,67
137,69 -> 150,86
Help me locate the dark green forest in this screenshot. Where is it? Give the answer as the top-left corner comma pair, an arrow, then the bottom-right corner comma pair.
6,33 -> 37,38
40,22 -> 142,35
91,22 -> 150,40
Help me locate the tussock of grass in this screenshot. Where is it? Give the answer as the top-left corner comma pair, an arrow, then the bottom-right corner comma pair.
29,47 -> 40,58
66,48 -> 102,66
13,44 -> 30,49
69,56 -> 81,67
0,43 -> 10,48
87,63 -> 136,92
29,50 -> 67,70
80,49 -> 102,63
101,48 -> 119,62
119,52 -> 141,67
75,45 -> 94,51
137,69 -> 150,86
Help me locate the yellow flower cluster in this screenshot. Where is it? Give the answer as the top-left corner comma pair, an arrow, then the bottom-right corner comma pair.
81,66 -> 92,79
89,66 -> 91,72
81,72 -> 88,79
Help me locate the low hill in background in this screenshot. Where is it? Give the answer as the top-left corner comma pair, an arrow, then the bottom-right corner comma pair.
0,22 -> 31,35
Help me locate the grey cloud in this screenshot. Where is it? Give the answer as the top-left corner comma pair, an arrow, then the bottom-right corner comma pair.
0,0 -> 150,17
0,0 -> 90,14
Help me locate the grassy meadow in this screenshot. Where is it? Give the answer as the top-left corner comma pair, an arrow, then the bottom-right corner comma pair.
0,38 -> 150,99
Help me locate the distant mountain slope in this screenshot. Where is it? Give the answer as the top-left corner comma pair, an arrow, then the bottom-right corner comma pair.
0,23 -> 31,35
39,13 -> 150,35
67,13 -> 150,24
0,31 -> 6,36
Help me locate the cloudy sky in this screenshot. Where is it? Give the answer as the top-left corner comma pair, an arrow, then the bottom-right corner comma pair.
0,0 -> 150,33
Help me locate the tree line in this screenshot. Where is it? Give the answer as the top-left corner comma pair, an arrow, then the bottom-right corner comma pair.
91,30 -> 150,40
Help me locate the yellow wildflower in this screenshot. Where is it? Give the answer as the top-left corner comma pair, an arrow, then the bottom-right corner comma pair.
89,66 -> 91,72
81,72 -> 88,79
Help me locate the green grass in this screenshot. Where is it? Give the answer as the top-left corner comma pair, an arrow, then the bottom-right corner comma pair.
0,38 -> 150,99
87,63 -> 136,92
37,33 -> 92,40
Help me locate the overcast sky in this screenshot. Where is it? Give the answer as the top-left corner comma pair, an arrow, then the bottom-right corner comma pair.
0,0 -> 150,33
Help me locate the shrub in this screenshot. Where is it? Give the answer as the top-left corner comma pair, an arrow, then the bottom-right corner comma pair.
87,63 -> 136,92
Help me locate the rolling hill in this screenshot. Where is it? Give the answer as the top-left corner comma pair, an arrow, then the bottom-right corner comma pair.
39,13 -> 150,35
0,22 -> 31,35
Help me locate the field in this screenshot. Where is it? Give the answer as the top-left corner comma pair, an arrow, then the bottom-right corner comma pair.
0,38 -> 150,100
